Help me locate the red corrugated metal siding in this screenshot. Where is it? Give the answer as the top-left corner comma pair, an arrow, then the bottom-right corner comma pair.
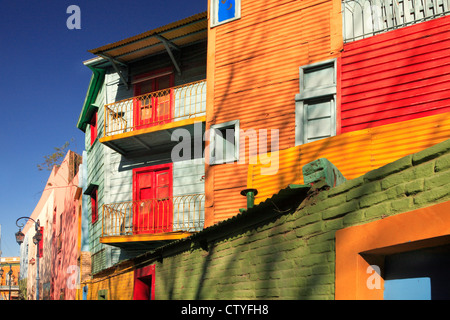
341,15 -> 450,133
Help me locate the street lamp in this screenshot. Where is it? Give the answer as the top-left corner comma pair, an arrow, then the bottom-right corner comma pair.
15,217 -> 41,300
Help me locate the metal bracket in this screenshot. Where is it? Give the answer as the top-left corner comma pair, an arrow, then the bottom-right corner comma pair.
156,34 -> 182,75
98,53 -> 130,90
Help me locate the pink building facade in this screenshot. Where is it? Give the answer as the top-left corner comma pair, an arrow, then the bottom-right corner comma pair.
19,151 -> 82,300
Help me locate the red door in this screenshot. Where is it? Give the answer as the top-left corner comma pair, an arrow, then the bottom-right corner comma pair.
133,71 -> 174,130
133,265 -> 155,300
133,164 -> 173,234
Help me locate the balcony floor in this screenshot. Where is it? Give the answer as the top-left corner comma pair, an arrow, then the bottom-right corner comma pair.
100,230 -> 195,250
99,116 -> 205,158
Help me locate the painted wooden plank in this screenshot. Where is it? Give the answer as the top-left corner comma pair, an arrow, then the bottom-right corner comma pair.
342,73 -> 450,108
342,31 -> 450,67
341,15 -> 450,131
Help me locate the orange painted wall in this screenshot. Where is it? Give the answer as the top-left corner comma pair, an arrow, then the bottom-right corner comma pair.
0,258 -> 20,300
335,200 -> 450,300
205,0 -> 343,226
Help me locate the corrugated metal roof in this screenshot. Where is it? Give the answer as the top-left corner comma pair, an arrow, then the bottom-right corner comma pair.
132,183 -> 311,263
88,11 -> 207,63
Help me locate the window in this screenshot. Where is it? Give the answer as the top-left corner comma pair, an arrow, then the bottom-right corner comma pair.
58,213 -> 63,252
210,0 -> 241,27
295,59 -> 337,146
209,120 -> 240,165
84,183 -> 99,224
38,227 -> 44,258
90,111 -> 97,146
98,289 -> 108,300
91,187 -> 98,223
133,69 -> 174,129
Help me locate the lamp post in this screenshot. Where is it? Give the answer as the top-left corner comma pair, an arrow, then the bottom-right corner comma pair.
15,217 -> 41,300
0,266 -> 3,299
7,264 -> 12,300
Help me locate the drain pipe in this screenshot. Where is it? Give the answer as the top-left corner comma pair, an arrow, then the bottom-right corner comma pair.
240,188 -> 258,210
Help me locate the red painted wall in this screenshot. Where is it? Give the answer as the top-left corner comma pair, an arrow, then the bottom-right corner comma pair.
340,15 -> 450,133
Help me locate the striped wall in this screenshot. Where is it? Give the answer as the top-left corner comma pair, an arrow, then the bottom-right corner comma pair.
85,77 -> 108,274
249,112 -> 450,204
340,15 -> 450,133
206,0 -> 343,226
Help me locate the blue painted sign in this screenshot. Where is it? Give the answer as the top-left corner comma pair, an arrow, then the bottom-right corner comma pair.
218,0 -> 236,23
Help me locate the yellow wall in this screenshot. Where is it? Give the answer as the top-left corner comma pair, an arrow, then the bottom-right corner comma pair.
78,263 -> 134,300
249,112 -> 450,203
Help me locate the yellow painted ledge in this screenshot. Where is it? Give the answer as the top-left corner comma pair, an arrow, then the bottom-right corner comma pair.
99,116 -> 206,144
100,231 -> 195,244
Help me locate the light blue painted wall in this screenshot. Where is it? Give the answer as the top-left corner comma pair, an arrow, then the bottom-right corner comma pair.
384,278 -> 431,300
83,49 -> 207,273
80,151 -> 90,252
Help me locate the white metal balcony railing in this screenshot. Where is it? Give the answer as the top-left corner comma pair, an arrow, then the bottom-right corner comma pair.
104,80 -> 206,137
343,0 -> 450,42
102,194 -> 205,238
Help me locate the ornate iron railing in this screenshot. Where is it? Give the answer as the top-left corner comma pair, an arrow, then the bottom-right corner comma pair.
101,194 -> 205,237
103,80 -> 206,137
343,0 -> 450,42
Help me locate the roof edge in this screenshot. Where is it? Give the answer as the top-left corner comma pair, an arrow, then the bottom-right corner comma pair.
76,66 -> 106,132
88,11 -> 207,55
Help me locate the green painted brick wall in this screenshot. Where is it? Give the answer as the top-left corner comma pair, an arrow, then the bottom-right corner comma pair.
142,139 -> 450,300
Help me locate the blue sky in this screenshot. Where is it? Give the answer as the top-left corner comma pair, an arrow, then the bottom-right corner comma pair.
0,0 -> 207,257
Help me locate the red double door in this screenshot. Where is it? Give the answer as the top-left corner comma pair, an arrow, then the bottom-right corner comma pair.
133,164 -> 173,234
133,71 -> 174,129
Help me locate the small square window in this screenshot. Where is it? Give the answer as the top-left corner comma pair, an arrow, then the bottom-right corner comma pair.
98,289 -> 108,300
295,59 -> 337,146
210,0 -> 241,27
209,120 -> 240,165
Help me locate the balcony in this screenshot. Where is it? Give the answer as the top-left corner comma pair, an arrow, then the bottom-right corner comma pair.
343,0 -> 450,42
100,194 -> 205,248
99,80 -> 206,157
